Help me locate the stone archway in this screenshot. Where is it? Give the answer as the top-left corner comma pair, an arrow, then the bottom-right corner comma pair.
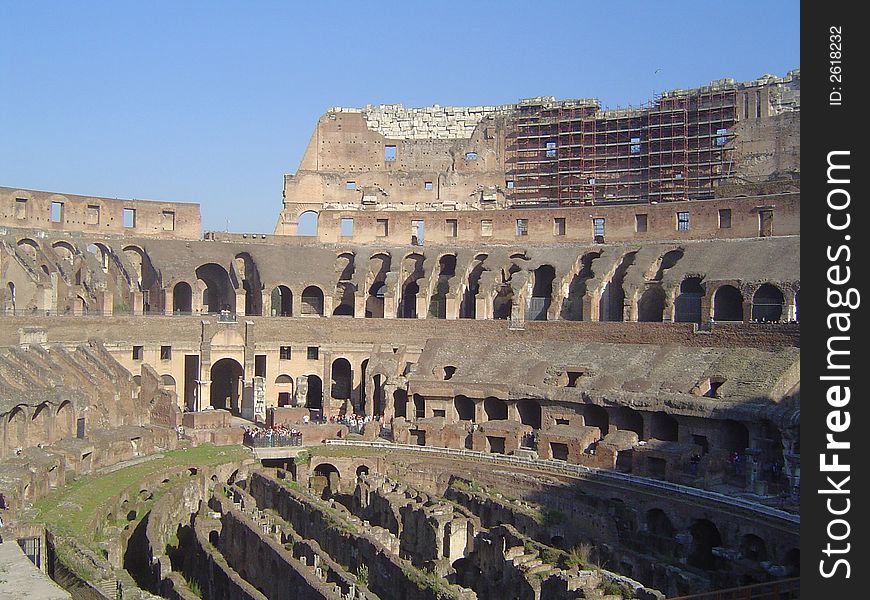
210,358 -> 244,413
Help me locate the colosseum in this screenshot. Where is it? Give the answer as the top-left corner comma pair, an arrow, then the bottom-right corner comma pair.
0,70 -> 800,600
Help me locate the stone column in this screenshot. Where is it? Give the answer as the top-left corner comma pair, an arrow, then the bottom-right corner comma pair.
163,287 -> 174,315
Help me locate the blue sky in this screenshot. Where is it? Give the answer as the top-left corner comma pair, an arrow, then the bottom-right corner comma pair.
0,1 -> 799,233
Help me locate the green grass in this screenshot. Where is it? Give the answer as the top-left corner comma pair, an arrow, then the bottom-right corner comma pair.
32,444 -> 250,538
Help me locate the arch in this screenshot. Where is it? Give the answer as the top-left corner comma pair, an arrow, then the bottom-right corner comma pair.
393,388 -> 408,419
196,263 -> 235,313
674,277 -> 704,323
751,283 -> 785,322
270,285 -> 293,316
492,285 -> 513,320
484,397 -> 507,421
366,253 -> 391,318
583,404 -> 609,435
399,253 -> 425,319
234,253 -> 263,316
297,211 -> 319,236
55,400 -> 73,439
173,282 -> 193,313
160,374 -> 177,391
209,358 -> 244,413
7,405 -> 28,449
610,406 -> 643,436
429,254 -> 457,319
86,242 -> 111,271
306,374 -> 323,412
311,462 -> 339,498
51,240 -> 76,263
739,534 -> 768,562
17,238 -> 40,261
646,508 -> 675,538
688,519 -> 723,569
123,246 -> 145,286
275,374 -> 294,384
561,252 -> 600,321
637,285 -> 666,322
332,282 -> 355,316
599,252 -> 636,322
356,465 -> 369,478
413,394 -> 425,419
275,374 -> 294,406
650,411 -> 678,442
301,286 -> 324,316
517,399 -> 542,429
460,254 -> 488,319
330,358 -> 352,400
527,264 -> 555,321
335,252 -> 355,281
713,285 -> 743,321
721,419 -> 750,453
454,395 -> 475,422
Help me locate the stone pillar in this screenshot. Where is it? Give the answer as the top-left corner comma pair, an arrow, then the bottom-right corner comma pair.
507,401 -> 520,423
99,291 -> 113,316
475,294 -> 488,320
322,294 -> 333,317
445,295 -> 459,320
198,379 -> 211,412
474,399 -> 485,423
416,295 -> 427,319
163,287 -> 174,315
292,291 -> 302,318
132,291 -> 144,316
384,293 -> 397,319
235,290 -> 246,317
742,300 -> 752,323
355,293 -> 367,319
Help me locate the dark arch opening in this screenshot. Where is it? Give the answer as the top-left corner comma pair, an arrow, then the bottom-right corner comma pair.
461,255 -> 487,319
713,285 -> 743,321
688,519 -> 723,570
611,406 -> 643,436
312,462 -> 339,498
646,508 -> 675,538
271,285 -> 293,316
527,264 -> 555,321
306,375 -> 323,413
196,264 -> 235,313
393,388 -> 408,419
210,358 -> 244,413
740,534 -> 768,562
517,399 -> 542,429
454,395 -> 475,422
399,254 -> 425,319
599,252 -> 636,322
366,254 -> 390,318
721,420 -> 750,453
675,277 -> 704,323
356,465 -> 369,478
333,282 -> 355,316
429,254 -> 457,319
235,253 -> 262,316
330,358 -> 352,401
484,397 -> 507,421
173,281 -> 192,313
301,286 -> 324,316
650,411 -> 678,442
584,404 -> 609,436
638,285 -> 666,322
492,285 -> 513,320
562,252 -> 600,321
751,283 -> 785,322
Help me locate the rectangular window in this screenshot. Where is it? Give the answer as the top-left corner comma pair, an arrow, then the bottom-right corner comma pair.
480,219 -> 493,237
545,141 -> 557,158
50,201 -> 64,223
592,218 -> 605,238
465,151 -> 478,160
506,180 -> 515,189
411,219 -> 424,245
132,345 -> 143,360
516,218 -> 528,236
376,218 -> 389,237
630,137 -> 641,154
446,219 -> 458,238
715,128 -> 728,146
553,217 -> 566,236
307,346 -> 319,360
346,181 -> 356,190
162,210 -> 175,231
340,217 -> 354,237
677,211 -> 690,231
15,198 -> 27,219
433,409 -> 446,418
160,345 -> 172,360
279,346 -> 291,360
424,181 -> 433,190
255,354 -> 266,378
384,145 -> 397,161
86,204 -> 100,225
635,213 -> 648,233
718,208 -> 732,229
123,208 -> 136,228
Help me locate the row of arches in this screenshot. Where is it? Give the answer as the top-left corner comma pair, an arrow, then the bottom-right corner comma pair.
2,400 -> 75,459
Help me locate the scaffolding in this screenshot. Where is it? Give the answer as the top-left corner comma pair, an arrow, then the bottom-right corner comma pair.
505,86 -> 738,207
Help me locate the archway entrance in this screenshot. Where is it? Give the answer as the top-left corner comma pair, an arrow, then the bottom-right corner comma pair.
173,282 -> 192,313
210,358 -> 244,413
306,374 -> 323,417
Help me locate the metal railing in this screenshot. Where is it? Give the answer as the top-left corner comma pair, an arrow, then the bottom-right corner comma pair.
323,439 -> 799,526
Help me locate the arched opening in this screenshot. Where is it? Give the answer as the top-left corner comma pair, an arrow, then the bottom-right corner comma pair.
611,406 -> 643,437
429,254 -> 457,319
599,252 -> 636,322
492,285 -> 513,320
393,388 -> 408,419
517,399 -> 542,429
637,285 -> 666,322
16,239 -> 39,262
306,375 -> 323,414
86,242 -> 111,272
297,211 -> 319,236
399,254 -> 425,319
123,246 -> 145,287
454,395 -> 475,422
301,286 -> 324,316
336,252 -> 355,281
366,254 -> 391,318
271,285 -> 293,316
646,509 -> 675,539
6,282 -> 15,312
460,254 -> 488,319
173,282 -> 192,313
562,252 -> 600,321
721,420 -> 750,453
413,394 -> 425,419
275,374 -> 294,406
234,253 -> 263,316
356,465 -> 369,478
484,397 -> 507,421
675,277 -> 704,323
713,285 -> 743,322
583,404 -> 609,436
650,411 -> 678,441
31,402 -> 51,442
312,463 -> 339,498
160,374 -> 177,392
56,400 -> 73,439
751,283 -> 785,322
688,519 -> 723,570
332,282 -> 355,316
7,406 -> 28,449
52,240 -> 76,263
527,264 -> 555,321
330,358 -> 352,401
196,264 -> 235,313
740,534 -> 768,562
209,358 -> 244,413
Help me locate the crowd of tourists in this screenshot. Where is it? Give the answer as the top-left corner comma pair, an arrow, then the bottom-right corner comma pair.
243,425 -> 303,447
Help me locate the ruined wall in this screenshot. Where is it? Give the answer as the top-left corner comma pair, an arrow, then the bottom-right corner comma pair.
0,186 -> 201,239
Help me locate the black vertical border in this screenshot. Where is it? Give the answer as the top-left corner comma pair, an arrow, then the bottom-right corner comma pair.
802,3 -> 867,597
